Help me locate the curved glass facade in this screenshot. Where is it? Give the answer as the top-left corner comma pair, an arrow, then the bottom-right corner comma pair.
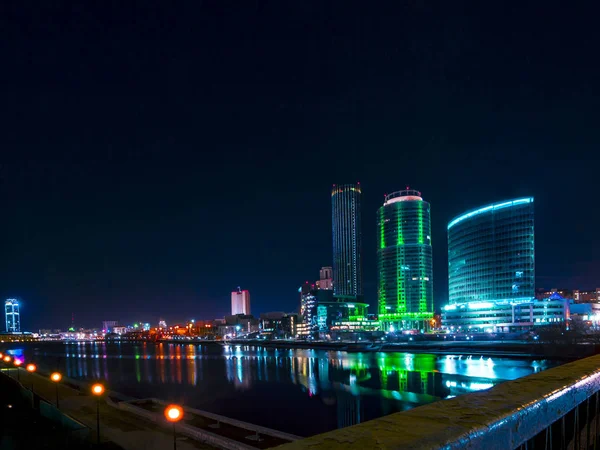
377,190 -> 433,330
332,184 -> 363,301
448,198 -> 535,306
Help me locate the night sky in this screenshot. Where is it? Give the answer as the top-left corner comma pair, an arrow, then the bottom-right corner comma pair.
1,2 -> 599,330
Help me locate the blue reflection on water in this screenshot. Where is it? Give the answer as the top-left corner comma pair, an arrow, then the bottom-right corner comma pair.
16,342 -> 562,437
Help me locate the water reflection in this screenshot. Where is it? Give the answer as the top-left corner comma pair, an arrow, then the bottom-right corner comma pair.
22,342 -> 560,436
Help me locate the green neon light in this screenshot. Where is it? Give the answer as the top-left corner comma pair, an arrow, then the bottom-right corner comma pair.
378,312 -> 434,320
379,207 -> 385,250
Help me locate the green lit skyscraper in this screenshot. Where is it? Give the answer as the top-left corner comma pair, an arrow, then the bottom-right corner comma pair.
377,189 -> 433,331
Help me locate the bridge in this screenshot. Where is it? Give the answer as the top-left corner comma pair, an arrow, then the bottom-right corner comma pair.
278,354 -> 600,449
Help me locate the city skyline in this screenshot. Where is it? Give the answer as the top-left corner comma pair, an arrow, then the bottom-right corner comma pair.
2,2 -> 599,329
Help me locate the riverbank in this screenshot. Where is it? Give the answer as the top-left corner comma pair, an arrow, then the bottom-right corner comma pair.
213,339 -> 599,360
3,365 -> 299,450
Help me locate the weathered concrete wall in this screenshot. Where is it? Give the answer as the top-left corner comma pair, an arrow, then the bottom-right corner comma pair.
276,354 -> 600,450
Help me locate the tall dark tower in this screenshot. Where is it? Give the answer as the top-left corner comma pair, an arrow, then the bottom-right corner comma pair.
377,188 -> 433,331
331,183 -> 363,302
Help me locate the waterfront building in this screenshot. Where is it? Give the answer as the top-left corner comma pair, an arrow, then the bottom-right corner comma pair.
231,287 -> 251,315
377,189 -> 434,331
443,294 -> 569,331
316,266 -> 333,290
316,301 -> 369,334
102,320 -> 118,332
443,197 -> 535,332
572,289 -> 600,303
299,282 -> 318,334
332,183 -> 363,301
5,299 -> 20,333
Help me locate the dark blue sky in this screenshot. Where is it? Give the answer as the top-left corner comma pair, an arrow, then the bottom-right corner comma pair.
1,1 -> 599,329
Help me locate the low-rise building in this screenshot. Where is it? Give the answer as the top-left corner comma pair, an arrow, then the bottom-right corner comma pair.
442,293 -> 570,332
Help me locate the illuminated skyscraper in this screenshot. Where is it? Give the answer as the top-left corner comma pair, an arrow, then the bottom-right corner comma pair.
5,299 -> 20,333
331,183 -> 363,301
231,287 -> 251,315
443,198 -> 535,331
377,189 -> 433,331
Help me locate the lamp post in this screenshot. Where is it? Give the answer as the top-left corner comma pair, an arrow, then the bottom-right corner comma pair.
50,372 -> 62,408
91,383 -> 105,444
14,359 -> 22,381
26,364 -> 36,393
164,404 -> 184,450
2,355 -> 12,378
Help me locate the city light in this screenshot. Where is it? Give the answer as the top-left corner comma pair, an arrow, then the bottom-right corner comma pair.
164,404 -> 184,422
468,302 -> 494,310
447,197 -> 533,230
14,359 -> 22,366
26,363 -> 36,372
51,372 -> 62,382
3,355 -> 11,363
91,383 -> 105,396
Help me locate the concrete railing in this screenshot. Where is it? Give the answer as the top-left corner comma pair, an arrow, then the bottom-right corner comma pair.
118,401 -> 256,450
277,354 -> 600,450
149,397 -> 301,442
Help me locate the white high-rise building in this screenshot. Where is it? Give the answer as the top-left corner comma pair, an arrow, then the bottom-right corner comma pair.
231,288 -> 251,315
5,299 -> 20,333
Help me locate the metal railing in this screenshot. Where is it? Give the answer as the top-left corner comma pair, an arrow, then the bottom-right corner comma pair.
278,354 -> 600,450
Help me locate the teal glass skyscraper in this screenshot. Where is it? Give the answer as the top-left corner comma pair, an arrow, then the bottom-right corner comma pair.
443,198 -> 535,332
331,183 -> 363,301
377,189 -> 433,331
447,198 -> 535,305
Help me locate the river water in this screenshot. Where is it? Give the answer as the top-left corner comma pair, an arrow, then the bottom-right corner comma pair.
9,342 -> 560,436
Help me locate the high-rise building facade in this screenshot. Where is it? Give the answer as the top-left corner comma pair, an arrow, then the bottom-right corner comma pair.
231,288 -> 251,315
377,189 -> 433,331
443,197 -> 535,331
316,266 -> 333,290
5,299 -> 20,333
331,184 -> 363,301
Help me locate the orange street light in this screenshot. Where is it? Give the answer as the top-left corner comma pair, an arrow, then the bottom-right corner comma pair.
91,383 -> 104,396
0,352 -> 4,358
91,383 -> 105,444
165,404 -> 184,450
26,363 -> 36,373
3,355 -> 11,363
14,359 -> 22,366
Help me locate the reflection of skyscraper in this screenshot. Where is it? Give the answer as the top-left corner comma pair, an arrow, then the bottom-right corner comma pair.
377,189 -> 433,331
231,287 -> 251,315
331,184 -> 363,301
5,299 -> 20,333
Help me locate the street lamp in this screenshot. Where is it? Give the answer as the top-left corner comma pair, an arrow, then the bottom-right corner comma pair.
26,363 -> 36,394
13,359 -> 22,381
50,372 -> 62,408
91,383 -> 105,444
3,355 -> 11,363
164,404 -> 184,450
